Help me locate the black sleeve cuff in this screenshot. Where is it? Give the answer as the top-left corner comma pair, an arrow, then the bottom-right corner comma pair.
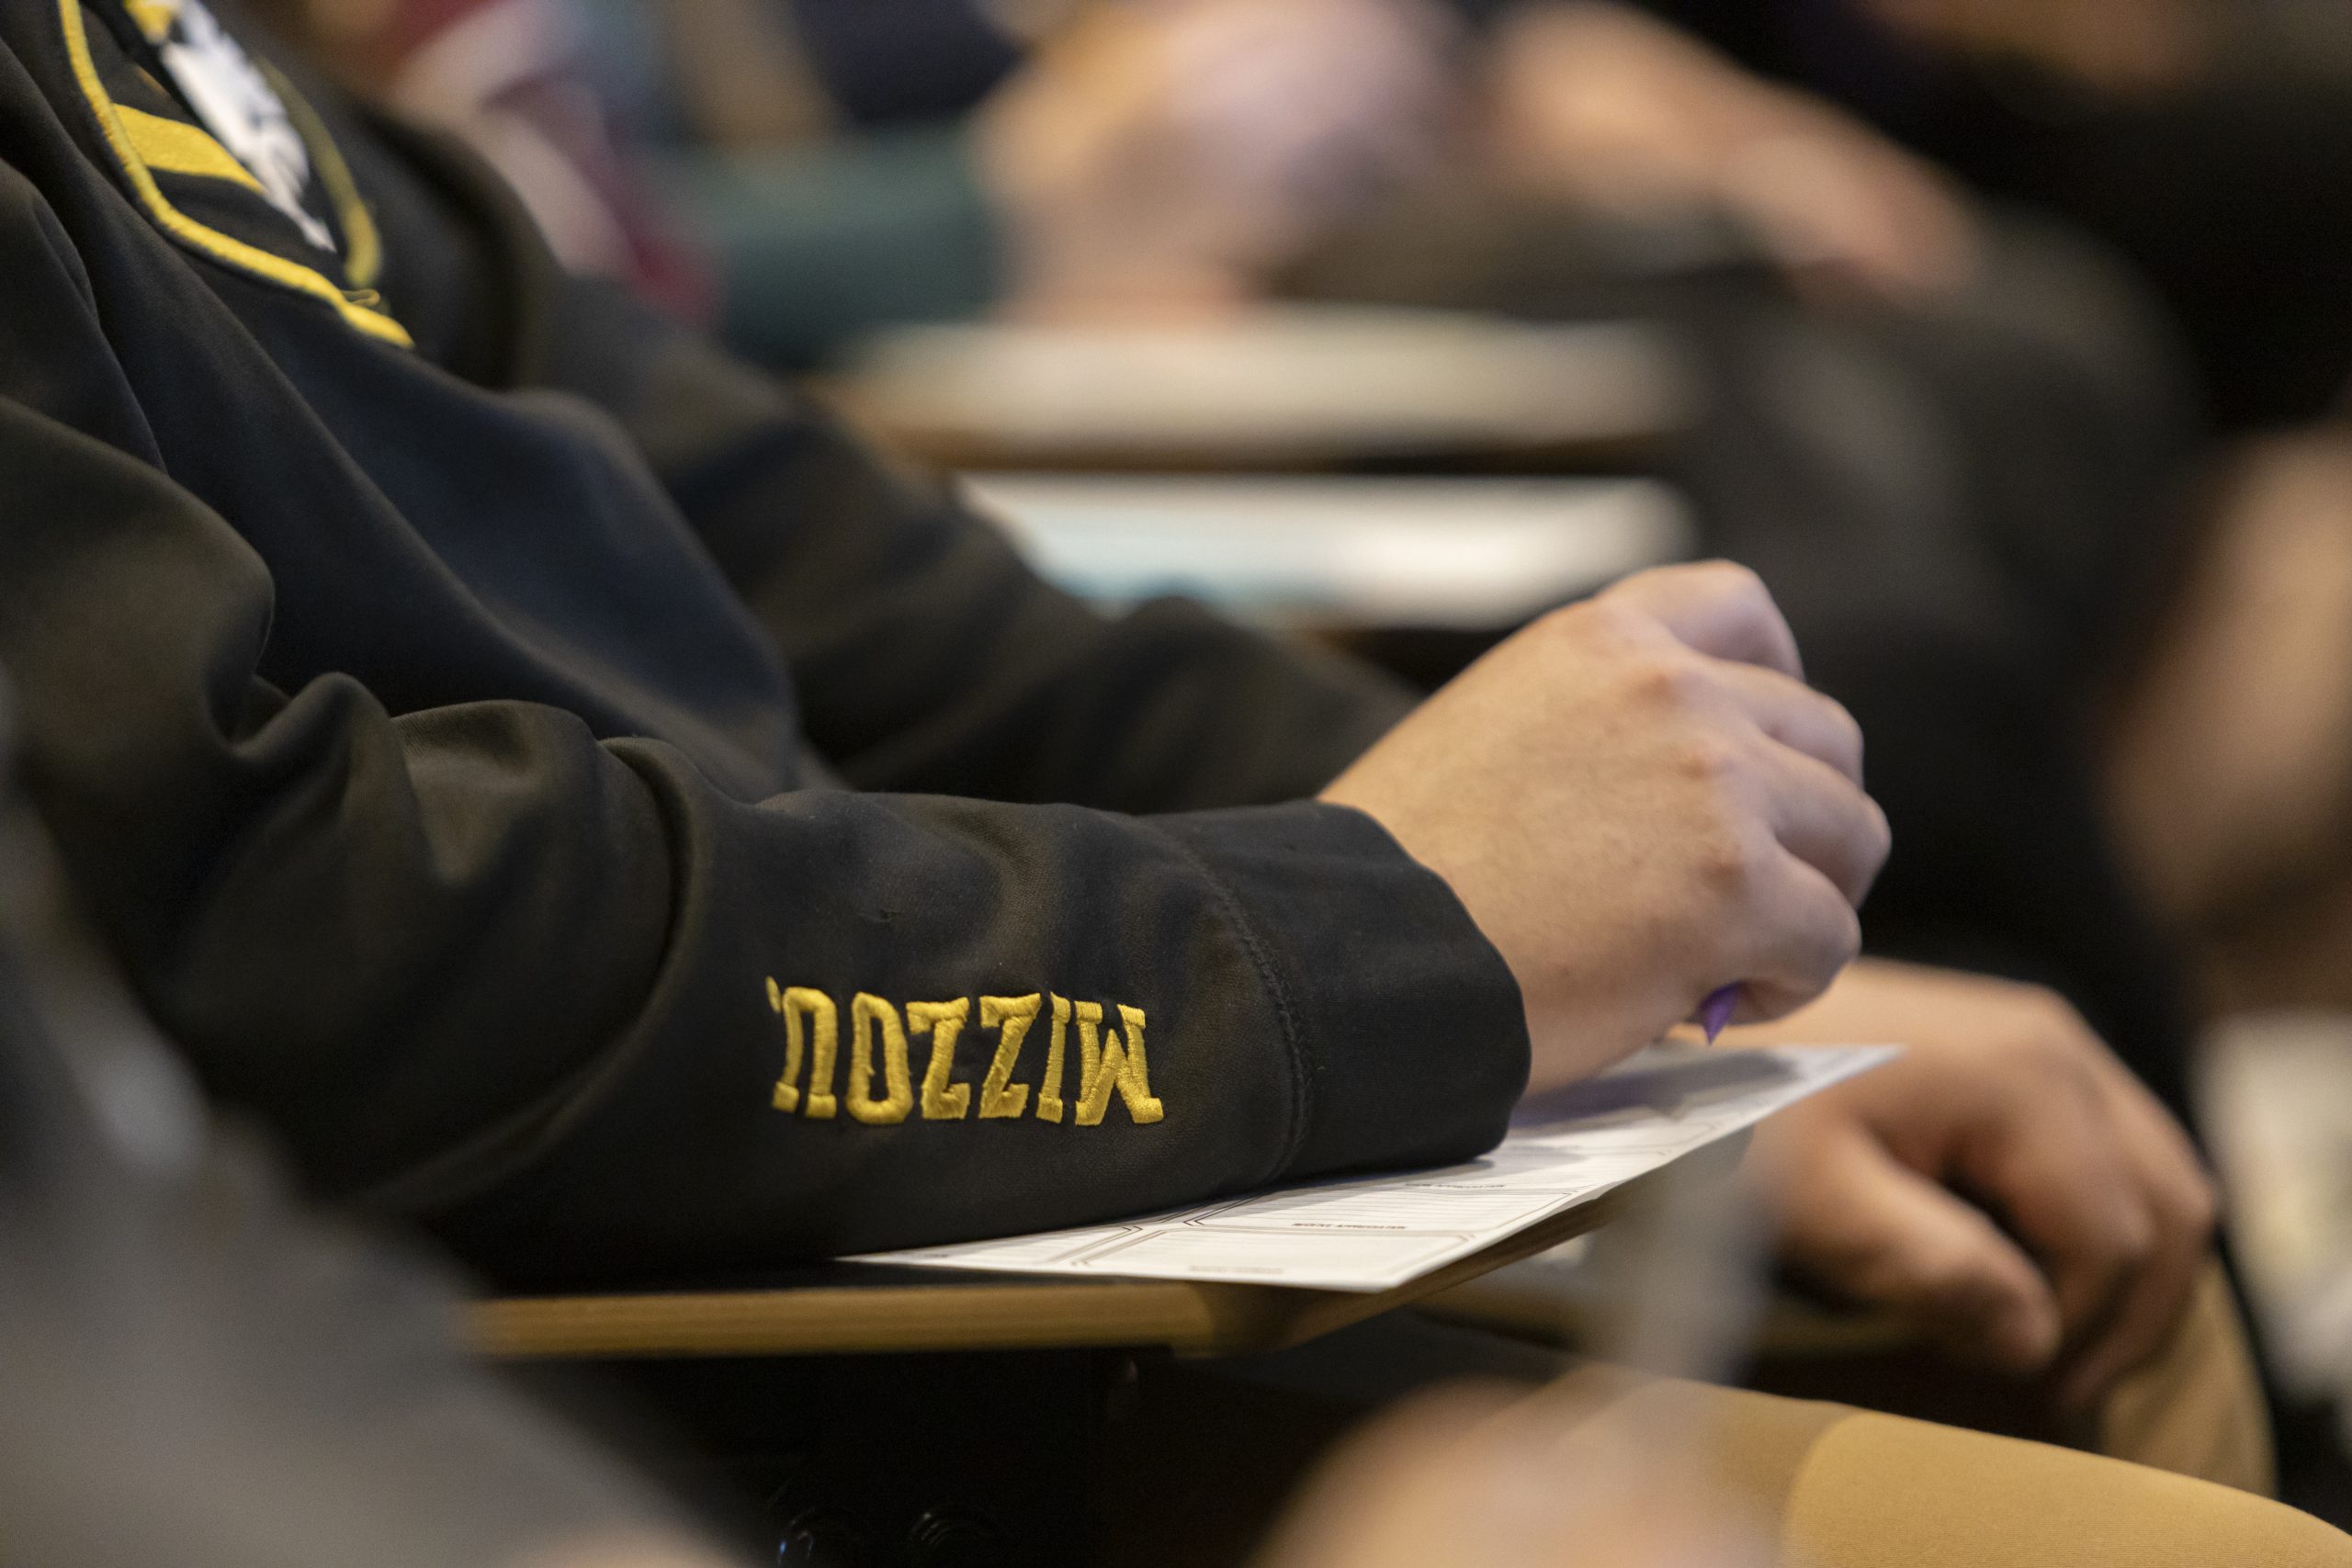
1149,801 -> 1530,1180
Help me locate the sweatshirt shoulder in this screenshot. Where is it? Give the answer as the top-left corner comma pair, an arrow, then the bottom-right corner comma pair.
0,154 -> 100,319
0,4 -> 105,277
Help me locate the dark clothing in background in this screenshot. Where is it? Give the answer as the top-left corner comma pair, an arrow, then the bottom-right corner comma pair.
1640,0 -> 2352,430
774,0 -> 1500,127
786,0 -> 1025,124
0,0 -> 1528,1292
1670,240 -> 2204,1116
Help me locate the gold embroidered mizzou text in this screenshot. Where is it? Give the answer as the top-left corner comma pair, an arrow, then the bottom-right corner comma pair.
764,982 -> 1164,1127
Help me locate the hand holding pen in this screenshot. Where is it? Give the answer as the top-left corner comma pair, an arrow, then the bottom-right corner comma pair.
1325,562 -> 1888,1095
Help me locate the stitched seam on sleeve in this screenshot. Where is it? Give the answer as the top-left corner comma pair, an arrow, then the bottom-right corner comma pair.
1139,817 -> 1313,1186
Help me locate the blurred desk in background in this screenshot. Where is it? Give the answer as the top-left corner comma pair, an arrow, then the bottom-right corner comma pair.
965,474 -> 1693,632
829,306 -> 1695,473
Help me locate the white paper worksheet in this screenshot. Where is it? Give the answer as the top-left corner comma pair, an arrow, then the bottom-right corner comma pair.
859,1044 -> 1898,1293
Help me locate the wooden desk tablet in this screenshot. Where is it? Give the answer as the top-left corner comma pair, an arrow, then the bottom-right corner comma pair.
473,1144 -> 1729,1362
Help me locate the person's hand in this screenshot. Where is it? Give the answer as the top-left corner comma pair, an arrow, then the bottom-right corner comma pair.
1322,562 -> 1889,1093
1734,958 -> 2220,1413
976,0 -> 1459,314
1254,1385 -> 1767,1568
1482,2 -> 1981,303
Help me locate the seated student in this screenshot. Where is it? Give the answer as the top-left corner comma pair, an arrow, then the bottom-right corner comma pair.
298,0 -> 2222,1134
0,689 -> 2342,1568
0,0 -> 1881,1275
0,0 -> 2220,1461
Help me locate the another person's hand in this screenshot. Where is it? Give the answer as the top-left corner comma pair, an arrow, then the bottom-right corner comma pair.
1254,1385 -> 1766,1568
1323,562 -> 1889,1094
1483,1 -> 1980,303
1736,958 -> 2219,1413
977,0 -> 1458,314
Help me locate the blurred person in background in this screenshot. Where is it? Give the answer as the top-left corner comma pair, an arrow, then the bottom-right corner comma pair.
256,0 -> 2000,361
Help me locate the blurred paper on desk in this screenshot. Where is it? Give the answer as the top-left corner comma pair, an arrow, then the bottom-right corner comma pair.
859,1045 -> 1895,1292
967,474 -> 1693,627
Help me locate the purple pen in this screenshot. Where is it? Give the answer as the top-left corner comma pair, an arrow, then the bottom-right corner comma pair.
1698,984 -> 1740,1043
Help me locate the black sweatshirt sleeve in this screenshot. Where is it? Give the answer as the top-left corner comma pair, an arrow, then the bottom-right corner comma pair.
0,166 -> 1527,1290
536,274 -> 1419,814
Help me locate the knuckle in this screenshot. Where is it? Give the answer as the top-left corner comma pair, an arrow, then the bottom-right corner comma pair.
1620,656 -> 1687,712
1604,639 -> 1703,707
1537,599 -> 1600,640
1711,560 -> 1785,629
2022,987 -> 2087,1038
2173,1168 -> 2222,1241
2111,1213 -> 2161,1271
1588,571 -> 1661,618
1915,1254 -> 1984,1312
1694,558 -> 1768,599
1830,697 -> 1866,758
2078,1193 -> 2158,1272
1689,825 -> 1757,898
2001,989 -> 2093,1067
1672,730 -> 1744,786
2018,1026 -> 2077,1077
1876,1236 -> 1978,1313
1552,596 -> 1649,656
1778,897 -> 1862,994
1819,901 -> 1864,976
1859,796 -> 1894,870
1826,702 -> 1871,781
1783,903 -> 1864,997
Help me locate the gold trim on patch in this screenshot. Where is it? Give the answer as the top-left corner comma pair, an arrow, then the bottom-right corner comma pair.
264,62 -> 383,291
57,0 -> 411,346
115,104 -> 263,192
122,0 -> 177,43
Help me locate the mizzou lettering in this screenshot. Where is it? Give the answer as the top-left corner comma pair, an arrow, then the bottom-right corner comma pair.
764,982 -> 1164,1128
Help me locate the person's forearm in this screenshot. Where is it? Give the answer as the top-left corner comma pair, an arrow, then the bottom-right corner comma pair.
2,393 -> 1522,1286
537,276 -> 1419,816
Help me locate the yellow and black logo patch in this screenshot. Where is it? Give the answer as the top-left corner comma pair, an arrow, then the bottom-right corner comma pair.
765,983 -> 1164,1128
